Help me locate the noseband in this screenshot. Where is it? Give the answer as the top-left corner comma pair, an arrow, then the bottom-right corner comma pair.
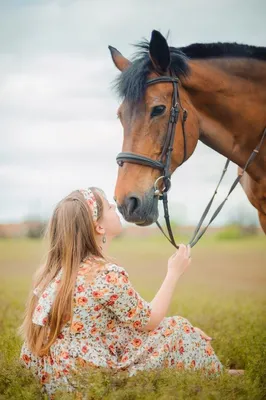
116,76 -> 266,249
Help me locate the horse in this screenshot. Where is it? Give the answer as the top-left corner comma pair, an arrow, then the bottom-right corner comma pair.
108,30 -> 266,235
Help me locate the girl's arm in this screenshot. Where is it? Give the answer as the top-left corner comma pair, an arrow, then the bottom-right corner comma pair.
140,269 -> 180,331
141,244 -> 191,331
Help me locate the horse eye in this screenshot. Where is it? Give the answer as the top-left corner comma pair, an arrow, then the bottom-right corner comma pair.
151,105 -> 166,118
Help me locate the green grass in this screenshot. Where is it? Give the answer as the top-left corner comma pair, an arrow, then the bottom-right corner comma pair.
0,236 -> 265,399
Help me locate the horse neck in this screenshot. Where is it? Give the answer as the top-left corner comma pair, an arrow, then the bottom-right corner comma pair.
182,58 -> 266,180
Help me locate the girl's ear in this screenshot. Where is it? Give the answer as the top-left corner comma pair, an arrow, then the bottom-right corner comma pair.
95,223 -> 105,236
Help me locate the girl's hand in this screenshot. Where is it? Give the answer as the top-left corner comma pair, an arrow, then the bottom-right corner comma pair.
167,244 -> 191,278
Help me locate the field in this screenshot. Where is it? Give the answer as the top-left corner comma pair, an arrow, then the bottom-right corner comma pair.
0,234 -> 265,399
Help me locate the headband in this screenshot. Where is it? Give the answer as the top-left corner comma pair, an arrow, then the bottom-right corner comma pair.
79,188 -> 98,221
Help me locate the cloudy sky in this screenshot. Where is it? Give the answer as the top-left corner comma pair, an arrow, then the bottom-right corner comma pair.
0,0 -> 265,226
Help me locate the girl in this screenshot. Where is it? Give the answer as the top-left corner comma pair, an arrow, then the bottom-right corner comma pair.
19,187 -> 224,398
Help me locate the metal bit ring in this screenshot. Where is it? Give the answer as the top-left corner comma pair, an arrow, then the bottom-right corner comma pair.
154,176 -> 171,197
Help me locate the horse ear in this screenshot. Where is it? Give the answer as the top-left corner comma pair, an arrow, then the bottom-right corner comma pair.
108,46 -> 131,72
149,30 -> 170,73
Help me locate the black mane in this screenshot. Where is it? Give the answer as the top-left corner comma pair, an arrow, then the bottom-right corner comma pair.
180,42 -> 266,60
114,40 -> 266,105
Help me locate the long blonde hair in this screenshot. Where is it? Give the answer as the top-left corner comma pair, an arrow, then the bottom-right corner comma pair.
19,188 -> 105,356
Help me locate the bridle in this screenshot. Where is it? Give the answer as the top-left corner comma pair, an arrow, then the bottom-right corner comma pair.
116,76 -> 266,249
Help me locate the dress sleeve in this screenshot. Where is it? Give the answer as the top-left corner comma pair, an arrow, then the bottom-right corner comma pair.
90,264 -> 152,329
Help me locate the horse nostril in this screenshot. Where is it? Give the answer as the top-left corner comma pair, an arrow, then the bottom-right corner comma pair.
126,196 -> 141,215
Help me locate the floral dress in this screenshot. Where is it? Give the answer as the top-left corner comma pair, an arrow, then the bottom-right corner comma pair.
20,257 -> 223,398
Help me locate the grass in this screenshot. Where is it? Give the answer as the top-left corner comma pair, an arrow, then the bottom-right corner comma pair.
0,235 -> 265,399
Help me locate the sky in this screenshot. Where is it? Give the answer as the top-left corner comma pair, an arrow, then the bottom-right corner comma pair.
0,0 -> 265,226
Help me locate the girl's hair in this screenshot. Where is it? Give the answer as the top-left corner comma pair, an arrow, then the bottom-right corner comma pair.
19,187 -> 105,356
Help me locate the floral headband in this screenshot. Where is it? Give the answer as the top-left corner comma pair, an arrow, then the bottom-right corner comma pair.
79,188 -> 98,221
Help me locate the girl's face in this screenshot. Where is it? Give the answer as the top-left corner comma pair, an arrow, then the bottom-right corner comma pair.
98,194 -> 123,239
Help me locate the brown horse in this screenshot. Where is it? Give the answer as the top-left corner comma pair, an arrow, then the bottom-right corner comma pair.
109,30 -> 266,234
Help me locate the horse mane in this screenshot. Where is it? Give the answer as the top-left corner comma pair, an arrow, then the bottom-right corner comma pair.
114,39 -> 266,105
179,42 -> 266,60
